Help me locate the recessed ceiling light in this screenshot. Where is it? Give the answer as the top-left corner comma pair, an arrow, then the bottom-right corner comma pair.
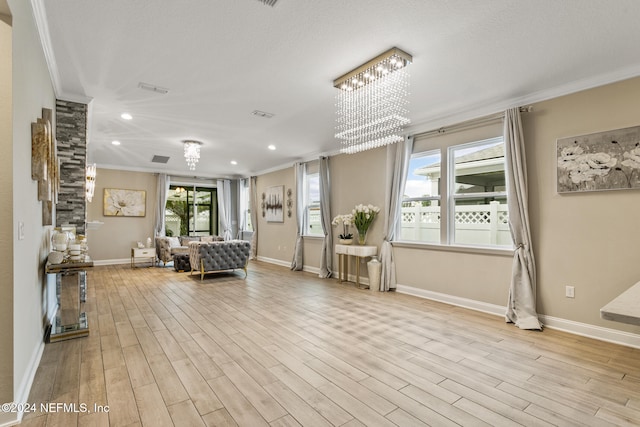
111,140 -> 121,146
230,160 -> 238,165
120,113 -> 133,120
268,145 -> 276,150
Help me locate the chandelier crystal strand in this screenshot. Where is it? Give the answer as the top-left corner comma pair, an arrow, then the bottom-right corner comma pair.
183,140 -> 202,170
334,49 -> 411,154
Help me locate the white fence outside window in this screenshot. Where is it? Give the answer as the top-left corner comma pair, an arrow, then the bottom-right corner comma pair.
311,201 -> 511,246
400,201 -> 511,246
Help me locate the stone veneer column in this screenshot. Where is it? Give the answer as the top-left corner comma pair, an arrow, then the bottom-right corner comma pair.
55,99 -> 87,235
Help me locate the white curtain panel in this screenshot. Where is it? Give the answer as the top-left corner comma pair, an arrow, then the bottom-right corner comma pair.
238,178 -> 248,238
504,108 -> 542,330
291,162 -> 305,271
154,173 -> 170,237
318,156 -> 332,278
217,179 -> 233,241
380,136 -> 413,291
249,176 -> 258,260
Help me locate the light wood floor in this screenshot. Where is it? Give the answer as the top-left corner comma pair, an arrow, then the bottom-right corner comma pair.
22,261 -> 640,427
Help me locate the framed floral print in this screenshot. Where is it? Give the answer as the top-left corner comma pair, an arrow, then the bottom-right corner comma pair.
557,125 -> 640,193
103,188 -> 146,216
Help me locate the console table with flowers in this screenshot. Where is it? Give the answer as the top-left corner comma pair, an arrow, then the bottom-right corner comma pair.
335,244 -> 377,289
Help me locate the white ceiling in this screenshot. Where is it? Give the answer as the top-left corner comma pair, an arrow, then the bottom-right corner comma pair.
38,0 -> 640,178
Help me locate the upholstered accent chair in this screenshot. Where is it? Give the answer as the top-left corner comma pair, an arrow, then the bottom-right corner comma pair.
155,235 -> 223,265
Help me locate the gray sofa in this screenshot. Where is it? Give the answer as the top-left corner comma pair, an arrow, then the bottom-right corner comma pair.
155,235 -> 223,265
188,240 -> 251,280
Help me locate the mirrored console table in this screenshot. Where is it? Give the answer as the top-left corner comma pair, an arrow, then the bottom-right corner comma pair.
45,255 -> 93,342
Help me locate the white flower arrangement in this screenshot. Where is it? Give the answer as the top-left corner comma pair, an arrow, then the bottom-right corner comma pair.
352,204 -> 381,243
331,214 -> 353,239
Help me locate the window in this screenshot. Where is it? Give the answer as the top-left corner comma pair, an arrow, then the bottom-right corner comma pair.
305,172 -> 322,236
165,185 -> 218,236
401,150 -> 441,243
401,137 -> 512,248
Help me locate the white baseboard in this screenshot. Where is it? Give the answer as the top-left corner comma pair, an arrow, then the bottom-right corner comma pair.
92,258 -> 130,266
0,412 -> 17,427
396,284 -> 640,349
257,256 -> 290,268
0,341 -> 46,426
538,314 -> 640,349
303,265 -> 321,275
256,256 -> 324,276
396,284 -> 505,316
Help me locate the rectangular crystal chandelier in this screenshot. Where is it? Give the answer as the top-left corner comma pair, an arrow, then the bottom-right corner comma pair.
334,47 -> 412,154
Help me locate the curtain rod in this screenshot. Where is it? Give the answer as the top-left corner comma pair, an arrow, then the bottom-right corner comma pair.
412,106 -> 532,139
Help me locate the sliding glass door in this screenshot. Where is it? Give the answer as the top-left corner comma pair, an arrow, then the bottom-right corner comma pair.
165,185 -> 217,236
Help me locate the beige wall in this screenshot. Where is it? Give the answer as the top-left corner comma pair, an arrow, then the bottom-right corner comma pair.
0,6 -> 12,408
255,167 -> 297,263
329,148 -> 387,277
87,169 -> 157,261
526,77 -> 640,333
255,77 -> 640,337
7,0 -> 56,415
253,149 -> 388,275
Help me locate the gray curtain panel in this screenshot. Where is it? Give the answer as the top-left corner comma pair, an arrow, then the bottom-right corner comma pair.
249,176 -> 258,260
318,156 -> 332,278
380,136 -> 413,291
154,173 -> 170,237
291,162 -> 305,271
217,179 -> 233,240
504,108 -> 542,330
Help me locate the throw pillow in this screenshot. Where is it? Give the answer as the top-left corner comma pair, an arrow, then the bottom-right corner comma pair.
200,235 -> 215,243
167,236 -> 181,248
180,236 -> 200,246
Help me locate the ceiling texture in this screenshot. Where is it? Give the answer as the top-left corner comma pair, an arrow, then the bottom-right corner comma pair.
35,0 -> 640,178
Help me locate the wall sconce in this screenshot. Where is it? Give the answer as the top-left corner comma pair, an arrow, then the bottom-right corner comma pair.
86,163 -> 96,202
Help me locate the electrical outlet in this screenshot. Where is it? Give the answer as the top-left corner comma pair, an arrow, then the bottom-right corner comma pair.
565,285 -> 575,298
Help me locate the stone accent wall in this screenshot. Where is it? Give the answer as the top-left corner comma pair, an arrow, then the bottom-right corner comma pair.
55,99 -> 87,235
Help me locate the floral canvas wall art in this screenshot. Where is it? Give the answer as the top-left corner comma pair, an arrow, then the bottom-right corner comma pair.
557,125 -> 640,193
103,188 -> 146,216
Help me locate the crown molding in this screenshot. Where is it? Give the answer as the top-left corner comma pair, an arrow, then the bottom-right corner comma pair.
30,0 -> 61,97
407,65 -> 640,137
31,0 -> 94,106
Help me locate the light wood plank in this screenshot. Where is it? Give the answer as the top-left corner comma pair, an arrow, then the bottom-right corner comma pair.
219,360 -> 287,422
168,400 -> 207,427
147,353 -> 190,406
133,383 -> 174,427
172,358 -> 224,415
264,380 -> 333,427
207,375 -> 268,427
24,262 -> 640,427
104,366 -> 140,426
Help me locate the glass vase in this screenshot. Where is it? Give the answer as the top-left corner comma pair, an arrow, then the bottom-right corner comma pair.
358,230 -> 367,245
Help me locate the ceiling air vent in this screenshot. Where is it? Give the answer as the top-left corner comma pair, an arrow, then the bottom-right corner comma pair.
252,110 -> 275,118
138,82 -> 169,94
256,0 -> 278,6
152,155 -> 170,164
